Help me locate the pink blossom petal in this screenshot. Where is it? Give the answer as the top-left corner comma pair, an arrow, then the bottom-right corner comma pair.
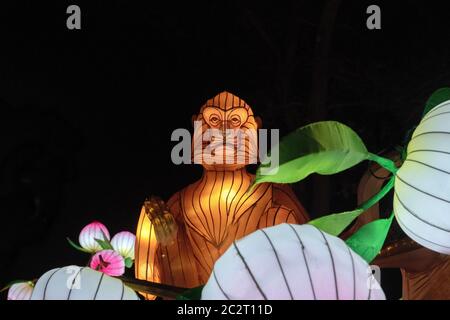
8,282 -> 34,300
111,231 -> 136,260
90,249 -> 125,276
79,221 -> 110,253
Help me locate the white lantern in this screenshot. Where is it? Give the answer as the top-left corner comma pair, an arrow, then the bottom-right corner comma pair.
202,223 -> 385,300
30,266 -> 139,300
394,99 -> 450,254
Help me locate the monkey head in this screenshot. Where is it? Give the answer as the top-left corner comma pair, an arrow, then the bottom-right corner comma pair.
192,91 -> 261,171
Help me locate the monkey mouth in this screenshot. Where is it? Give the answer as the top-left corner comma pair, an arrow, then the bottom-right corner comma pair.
194,134 -> 254,164
203,140 -> 237,150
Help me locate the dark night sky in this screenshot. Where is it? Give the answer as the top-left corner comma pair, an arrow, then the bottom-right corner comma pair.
1,0 -> 449,299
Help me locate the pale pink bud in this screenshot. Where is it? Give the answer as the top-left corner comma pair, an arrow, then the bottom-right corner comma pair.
78,221 -> 110,253
111,231 -> 136,260
8,282 -> 34,300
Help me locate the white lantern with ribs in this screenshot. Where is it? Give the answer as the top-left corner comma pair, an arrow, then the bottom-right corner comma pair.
202,223 -> 385,300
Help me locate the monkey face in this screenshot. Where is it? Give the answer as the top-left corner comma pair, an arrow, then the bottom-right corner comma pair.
202,106 -> 249,130
192,91 -> 260,171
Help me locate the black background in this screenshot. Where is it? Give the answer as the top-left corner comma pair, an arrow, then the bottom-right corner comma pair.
1,0 -> 449,299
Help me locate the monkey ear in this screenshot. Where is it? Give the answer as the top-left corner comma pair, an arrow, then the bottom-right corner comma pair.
191,114 -> 198,127
255,116 -> 262,129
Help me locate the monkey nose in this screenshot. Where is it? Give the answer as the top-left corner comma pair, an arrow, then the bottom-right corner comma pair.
220,121 -> 232,134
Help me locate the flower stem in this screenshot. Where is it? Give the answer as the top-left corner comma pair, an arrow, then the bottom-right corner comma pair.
360,175 -> 395,211
367,152 -> 399,174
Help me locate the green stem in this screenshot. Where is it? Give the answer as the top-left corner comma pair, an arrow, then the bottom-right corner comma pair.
359,176 -> 395,211
66,237 -> 92,254
367,153 -> 399,174
388,210 -> 395,221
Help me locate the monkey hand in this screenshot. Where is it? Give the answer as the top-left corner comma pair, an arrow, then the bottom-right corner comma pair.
144,195 -> 178,246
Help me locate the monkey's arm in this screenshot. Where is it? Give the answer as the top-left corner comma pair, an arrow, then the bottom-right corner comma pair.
272,184 -> 309,223
135,193 -> 201,299
258,205 -> 299,228
135,203 -> 161,300
373,238 -> 444,272
373,239 -> 450,299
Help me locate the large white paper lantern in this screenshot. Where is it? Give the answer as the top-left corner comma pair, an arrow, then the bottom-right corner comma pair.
30,266 -> 139,300
394,99 -> 450,254
202,223 -> 385,300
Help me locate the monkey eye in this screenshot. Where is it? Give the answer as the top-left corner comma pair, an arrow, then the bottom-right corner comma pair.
230,116 -> 241,126
209,115 -> 220,126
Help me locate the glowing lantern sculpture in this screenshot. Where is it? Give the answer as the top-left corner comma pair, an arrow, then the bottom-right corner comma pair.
30,266 -> 139,300
202,223 -> 385,300
135,91 -> 309,299
4,88 -> 449,301
394,99 -> 450,254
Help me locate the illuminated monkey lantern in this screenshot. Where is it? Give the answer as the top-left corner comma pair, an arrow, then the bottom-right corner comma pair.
135,91 -> 309,298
